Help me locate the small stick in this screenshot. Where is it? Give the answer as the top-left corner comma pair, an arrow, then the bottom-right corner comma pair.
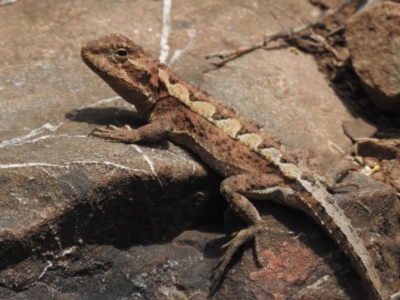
206,0 -> 355,67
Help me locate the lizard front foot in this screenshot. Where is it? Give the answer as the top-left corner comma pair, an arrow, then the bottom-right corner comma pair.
90,125 -> 137,143
210,224 -> 264,293
90,119 -> 173,144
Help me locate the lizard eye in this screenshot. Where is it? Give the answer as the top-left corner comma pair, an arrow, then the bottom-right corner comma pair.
112,48 -> 129,63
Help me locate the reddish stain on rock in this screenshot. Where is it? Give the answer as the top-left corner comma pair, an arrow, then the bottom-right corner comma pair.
250,240 -> 320,298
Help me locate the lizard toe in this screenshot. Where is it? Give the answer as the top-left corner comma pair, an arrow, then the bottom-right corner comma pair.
210,225 -> 264,292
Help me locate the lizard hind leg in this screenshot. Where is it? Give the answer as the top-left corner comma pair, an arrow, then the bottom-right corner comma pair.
210,173 -> 289,292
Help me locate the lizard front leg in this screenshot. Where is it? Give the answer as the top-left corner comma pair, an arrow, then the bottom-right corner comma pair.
90,118 -> 174,143
211,173 -> 297,292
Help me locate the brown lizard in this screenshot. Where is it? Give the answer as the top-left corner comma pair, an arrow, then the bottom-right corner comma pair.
81,33 -> 393,300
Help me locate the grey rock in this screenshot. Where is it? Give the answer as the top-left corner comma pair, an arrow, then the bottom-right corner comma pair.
0,0 -> 399,298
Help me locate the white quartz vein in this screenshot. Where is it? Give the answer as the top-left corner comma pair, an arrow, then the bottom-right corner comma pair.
169,29 -> 197,65
0,161 -> 147,173
0,123 -> 63,148
159,0 -> 172,63
131,145 -> 156,176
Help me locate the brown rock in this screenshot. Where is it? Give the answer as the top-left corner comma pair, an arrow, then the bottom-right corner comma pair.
346,1 -> 400,111
342,118 -> 377,140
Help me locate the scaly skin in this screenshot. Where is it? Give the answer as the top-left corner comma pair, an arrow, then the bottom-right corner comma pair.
81,33 -> 392,299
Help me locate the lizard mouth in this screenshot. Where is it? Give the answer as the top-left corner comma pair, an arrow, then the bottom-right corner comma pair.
80,44 -> 97,72
81,44 -> 115,85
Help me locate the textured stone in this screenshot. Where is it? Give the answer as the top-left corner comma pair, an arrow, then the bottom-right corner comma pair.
342,118 -> 377,140
346,1 -> 400,111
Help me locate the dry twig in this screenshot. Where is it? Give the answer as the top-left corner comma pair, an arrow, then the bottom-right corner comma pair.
206,0 -> 365,67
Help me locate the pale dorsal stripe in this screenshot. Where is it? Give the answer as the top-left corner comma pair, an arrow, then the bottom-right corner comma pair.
260,148 -> 280,162
260,147 -> 300,179
159,67 -> 282,161
215,118 -> 242,138
159,69 -> 191,104
159,68 -> 216,118
279,163 -> 302,179
192,101 -> 217,119
253,186 -> 295,199
238,133 -> 263,149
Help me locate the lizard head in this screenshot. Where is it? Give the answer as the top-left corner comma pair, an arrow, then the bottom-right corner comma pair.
81,34 -> 162,114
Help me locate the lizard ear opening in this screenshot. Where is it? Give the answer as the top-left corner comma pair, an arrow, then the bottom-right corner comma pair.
112,48 -> 129,63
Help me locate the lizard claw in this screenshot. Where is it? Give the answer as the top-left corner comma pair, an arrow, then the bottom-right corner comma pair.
107,124 -> 132,131
90,124 -> 131,135
220,231 -> 240,249
90,125 -> 136,142
210,225 -> 264,293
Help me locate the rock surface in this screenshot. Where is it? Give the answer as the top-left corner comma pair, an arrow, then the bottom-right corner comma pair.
346,1 -> 400,111
0,0 -> 399,299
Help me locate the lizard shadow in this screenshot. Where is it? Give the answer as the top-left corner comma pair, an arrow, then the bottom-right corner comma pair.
66,106 -> 147,127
